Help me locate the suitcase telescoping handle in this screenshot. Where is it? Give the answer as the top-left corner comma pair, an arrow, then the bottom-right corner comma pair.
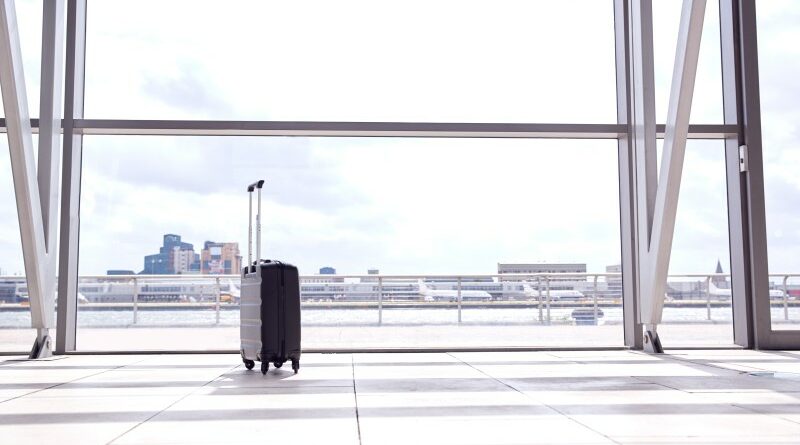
246,180 -> 265,269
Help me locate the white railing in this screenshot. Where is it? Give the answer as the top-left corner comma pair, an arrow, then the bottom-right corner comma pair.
1,273 -> 798,326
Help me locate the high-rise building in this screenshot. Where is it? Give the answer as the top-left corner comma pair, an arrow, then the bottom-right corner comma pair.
200,241 -> 242,274
142,234 -> 198,274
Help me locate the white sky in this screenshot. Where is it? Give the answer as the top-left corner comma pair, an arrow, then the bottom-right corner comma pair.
1,0 -> 798,277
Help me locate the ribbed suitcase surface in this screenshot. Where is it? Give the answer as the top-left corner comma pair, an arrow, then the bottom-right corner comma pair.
240,261 -> 301,374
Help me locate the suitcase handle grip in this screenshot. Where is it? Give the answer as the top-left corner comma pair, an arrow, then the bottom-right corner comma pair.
247,179 -> 266,271
247,180 -> 265,192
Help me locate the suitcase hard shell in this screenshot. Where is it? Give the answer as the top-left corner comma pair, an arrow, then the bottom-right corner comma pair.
240,260 -> 301,374
240,180 -> 301,374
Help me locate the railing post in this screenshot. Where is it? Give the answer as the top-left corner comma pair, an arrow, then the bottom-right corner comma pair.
545,276 -> 551,325
215,277 -> 221,325
132,277 -> 138,325
593,275 -> 599,321
457,276 -> 462,324
537,276 -> 543,324
377,276 -> 383,325
705,276 -> 712,321
784,275 -> 789,321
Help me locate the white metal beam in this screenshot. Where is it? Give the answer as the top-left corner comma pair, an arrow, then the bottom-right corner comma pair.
56,0 -> 85,355
628,0 -> 658,347
38,0 -> 65,256
641,0 -> 707,331
0,0 -> 65,358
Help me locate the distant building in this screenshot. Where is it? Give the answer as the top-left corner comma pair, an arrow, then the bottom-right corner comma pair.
304,267 -> 342,283
362,268 -> 380,283
142,234 -> 199,274
200,241 -> 242,274
605,264 -> 622,296
0,280 -> 20,303
107,270 -> 135,276
498,263 -> 586,279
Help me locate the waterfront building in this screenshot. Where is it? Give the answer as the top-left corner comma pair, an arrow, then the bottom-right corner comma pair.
362,268 -> 380,283
498,262 -> 588,290
606,264 -> 623,296
307,266 -> 344,283
142,234 -> 199,275
200,241 -> 242,275
107,270 -> 135,276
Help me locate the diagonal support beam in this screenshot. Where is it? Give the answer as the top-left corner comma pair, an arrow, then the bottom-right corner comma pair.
640,0 -> 706,352
0,0 -> 65,358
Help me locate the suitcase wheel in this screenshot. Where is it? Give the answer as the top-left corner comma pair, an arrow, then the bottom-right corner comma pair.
291,359 -> 300,374
243,359 -> 255,370
273,361 -> 283,369
261,361 -> 269,375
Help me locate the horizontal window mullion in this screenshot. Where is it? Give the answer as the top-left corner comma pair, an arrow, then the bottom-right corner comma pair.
0,118 -> 737,139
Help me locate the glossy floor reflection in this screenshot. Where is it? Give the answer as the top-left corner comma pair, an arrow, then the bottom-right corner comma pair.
1,350 -> 800,444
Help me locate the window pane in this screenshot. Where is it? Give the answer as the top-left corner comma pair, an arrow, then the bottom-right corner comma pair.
0,0 -> 44,118
0,135 -> 37,352
657,140 -> 733,346
84,0 -> 617,123
757,1 -> 800,330
652,0 -> 723,124
77,136 -> 623,350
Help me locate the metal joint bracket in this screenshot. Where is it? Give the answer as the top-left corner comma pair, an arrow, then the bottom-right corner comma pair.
29,329 -> 53,359
643,329 -> 664,353
739,145 -> 748,172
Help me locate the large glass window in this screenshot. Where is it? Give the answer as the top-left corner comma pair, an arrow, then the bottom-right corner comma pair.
653,0 -> 723,124
0,0 -> 45,118
0,135 -> 36,353
84,0 -> 617,123
657,140 -> 733,346
757,1 -> 800,330
76,136 -> 624,350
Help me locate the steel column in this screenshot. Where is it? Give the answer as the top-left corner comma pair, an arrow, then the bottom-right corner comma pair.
629,0 -> 660,351
614,0 -> 643,349
55,0 -> 86,354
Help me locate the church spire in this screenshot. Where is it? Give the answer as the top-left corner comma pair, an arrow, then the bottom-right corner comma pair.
713,259 -> 727,287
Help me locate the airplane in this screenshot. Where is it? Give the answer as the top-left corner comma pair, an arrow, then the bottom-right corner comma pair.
522,283 -> 585,301
708,281 -> 785,299
417,280 -> 492,302
222,279 -> 241,303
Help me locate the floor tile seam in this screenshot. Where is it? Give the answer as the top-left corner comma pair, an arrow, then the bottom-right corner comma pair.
629,375 -> 687,393
0,358 -> 150,405
105,362 -> 243,445
730,402 -> 800,427
445,352 -> 623,445
351,355 -> 363,445
659,352 -> 764,376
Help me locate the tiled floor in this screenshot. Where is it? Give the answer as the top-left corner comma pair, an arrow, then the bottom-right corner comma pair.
1,350 -> 800,444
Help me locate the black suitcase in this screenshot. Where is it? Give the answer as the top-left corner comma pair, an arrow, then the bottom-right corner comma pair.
240,180 -> 301,374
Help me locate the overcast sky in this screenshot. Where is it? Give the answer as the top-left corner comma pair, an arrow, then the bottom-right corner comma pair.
1,0 -> 798,277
